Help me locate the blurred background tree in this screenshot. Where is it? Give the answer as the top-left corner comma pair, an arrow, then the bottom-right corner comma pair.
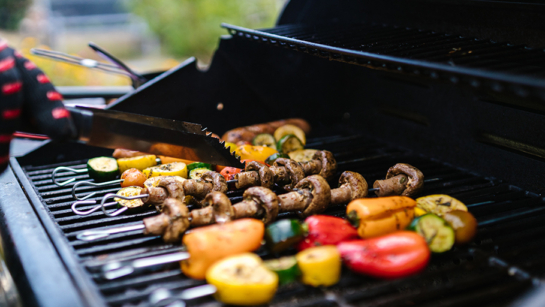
0,0 -> 31,30
127,0 -> 283,64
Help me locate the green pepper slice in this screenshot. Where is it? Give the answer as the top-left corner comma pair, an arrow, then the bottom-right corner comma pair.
264,219 -> 306,253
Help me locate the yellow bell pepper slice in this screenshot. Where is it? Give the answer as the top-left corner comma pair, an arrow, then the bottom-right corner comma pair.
181,218 -> 264,279
117,155 -> 157,173
295,245 -> 341,287
206,253 -> 278,306
235,145 -> 278,163
142,162 -> 188,178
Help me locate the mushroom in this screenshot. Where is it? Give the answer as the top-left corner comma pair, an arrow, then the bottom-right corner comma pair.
143,198 -> 190,243
278,175 -> 331,217
330,171 -> 368,204
271,158 -> 306,191
299,150 -> 338,181
190,192 -> 234,227
235,161 -> 274,190
373,163 -> 424,197
183,171 -> 227,200
234,187 -> 279,224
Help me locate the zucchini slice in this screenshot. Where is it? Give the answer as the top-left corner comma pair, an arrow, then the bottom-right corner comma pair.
143,162 -> 188,178
115,186 -> 144,209
87,157 -> 118,182
409,214 -> 455,253
276,134 -> 304,154
288,149 -> 318,162
274,124 -> 306,145
253,133 -> 277,149
274,125 -> 307,149
117,155 -> 157,173
264,256 -> 300,285
144,176 -> 186,188
187,162 -> 213,179
265,153 -> 290,165
189,168 -> 211,180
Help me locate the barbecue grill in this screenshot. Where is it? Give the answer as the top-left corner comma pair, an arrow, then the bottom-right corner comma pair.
3,0 -> 545,306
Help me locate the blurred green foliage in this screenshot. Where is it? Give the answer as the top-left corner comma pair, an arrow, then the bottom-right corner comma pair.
0,0 -> 31,30
127,0 -> 283,62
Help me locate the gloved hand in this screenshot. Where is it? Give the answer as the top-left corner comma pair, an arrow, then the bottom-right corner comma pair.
0,39 -> 76,173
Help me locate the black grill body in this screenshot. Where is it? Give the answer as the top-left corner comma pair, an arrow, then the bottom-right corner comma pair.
3,0 -> 545,306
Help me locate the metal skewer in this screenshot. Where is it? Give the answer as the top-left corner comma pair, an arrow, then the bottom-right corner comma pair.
102,252 -> 190,280
71,192 -> 149,216
227,177 -> 441,192
149,285 -> 217,307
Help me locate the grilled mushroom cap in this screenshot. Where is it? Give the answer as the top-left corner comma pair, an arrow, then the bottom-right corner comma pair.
201,171 -> 228,193
161,198 -> 191,243
201,192 -> 234,224
245,161 -> 274,189
295,175 -> 332,217
157,176 -> 185,202
273,158 -> 306,191
314,150 -> 337,181
242,187 -> 279,224
385,163 -> 424,196
333,171 -> 368,203
143,198 -> 190,243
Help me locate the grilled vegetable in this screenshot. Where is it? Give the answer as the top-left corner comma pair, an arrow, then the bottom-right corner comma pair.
115,186 -> 145,209
274,124 -> 306,145
235,145 -> 278,163
337,231 -> 430,279
206,253 -> 278,305
253,133 -> 277,149
117,155 -> 157,173
297,215 -> 359,251
296,245 -> 341,287
222,118 -> 311,144
277,134 -> 304,154
187,162 -> 212,179
443,210 -> 478,245
408,214 -> 455,253
416,194 -> 468,217
264,219 -> 306,253
288,149 -> 318,162
143,162 -> 188,178
265,152 -> 290,165
346,196 -> 416,238
264,256 -> 300,285
181,218 -> 264,279
219,166 -> 242,180
143,176 -> 186,189
87,157 -> 118,182
120,168 -> 147,188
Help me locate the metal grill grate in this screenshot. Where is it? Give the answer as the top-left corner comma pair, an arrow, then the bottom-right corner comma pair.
222,23 -> 545,101
19,134 -> 545,306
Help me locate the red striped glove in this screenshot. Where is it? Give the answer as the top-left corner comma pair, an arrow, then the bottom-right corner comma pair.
0,39 -> 76,172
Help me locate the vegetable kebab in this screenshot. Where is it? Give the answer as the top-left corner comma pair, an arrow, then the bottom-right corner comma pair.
72,170 -> 227,216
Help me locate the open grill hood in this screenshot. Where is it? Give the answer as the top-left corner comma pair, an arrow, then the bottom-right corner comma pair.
2,0 -> 545,306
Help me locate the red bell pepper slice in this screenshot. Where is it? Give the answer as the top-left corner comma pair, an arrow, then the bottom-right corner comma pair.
297,215 -> 359,251
337,231 -> 430,279
220,167 -> 242,180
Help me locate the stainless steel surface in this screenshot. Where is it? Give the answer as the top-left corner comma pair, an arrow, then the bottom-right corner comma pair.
103,252 -> 190,280
68,107 -> 244,167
